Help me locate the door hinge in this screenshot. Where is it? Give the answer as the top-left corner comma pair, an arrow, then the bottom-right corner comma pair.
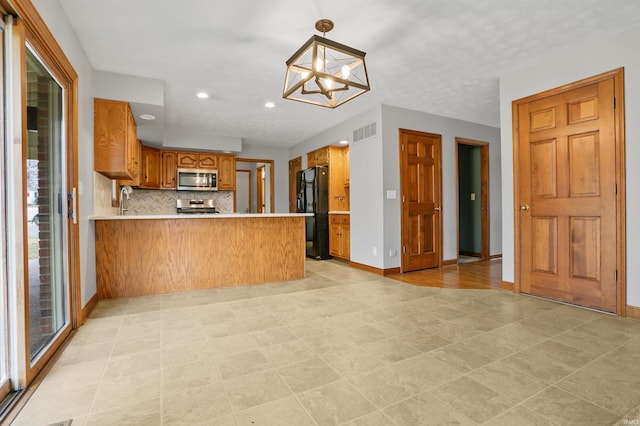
401,144 -> 405,151
402,246 -> 406,254
615,270 -> 618,282
402,195 -> 405,203
615,183 -> 618,194
614,97 -> 616,109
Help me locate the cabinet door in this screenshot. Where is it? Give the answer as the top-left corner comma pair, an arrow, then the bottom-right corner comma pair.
344,147 -> 350,186
316,147 -> 329,165
119,139 -> 141,187
177,152 -> 198,168
329,216 -> 341,257
218,155 -> 236,190
342,216 -> 350,258
94,98 -> 136,179
140,146 -> 161,189
161,151 -> 177,189
126,109 -> 137,177
197,153 -> 218,169
307,152 -> 317,168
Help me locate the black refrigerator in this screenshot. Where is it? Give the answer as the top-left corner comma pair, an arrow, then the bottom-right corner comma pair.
296,166 -> 330,260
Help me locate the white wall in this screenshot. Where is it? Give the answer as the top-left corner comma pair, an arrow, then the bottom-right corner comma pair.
33,0 -> 96,306
349,108 -> 385,269
288,107 -> 386,268
93,71 -> 163,105
381,105 -> 502,268
499,25 -> 640,307
238,144 -> 290,213
163,128 -> 243,153
288,105 -> 500,270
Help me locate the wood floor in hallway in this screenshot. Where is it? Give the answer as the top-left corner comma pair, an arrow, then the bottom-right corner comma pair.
388,259 -> 504,290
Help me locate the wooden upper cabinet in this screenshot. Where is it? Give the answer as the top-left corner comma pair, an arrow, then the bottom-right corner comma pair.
307,147 -> 329,168
306,145 -> 349,211
118,139 -> 142,187
139,146 -> 161,189
176,152 -> 219,169
198,153 -> 218,169
94,98 -> 138,179
328,146 -> 349,211
161,151 -> 177,189
344,147 -> 350,186
176,152 -> 198,168
218,154 -> 236,190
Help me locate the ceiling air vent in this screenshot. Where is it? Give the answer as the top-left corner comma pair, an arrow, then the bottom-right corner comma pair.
352,122 -> 377,142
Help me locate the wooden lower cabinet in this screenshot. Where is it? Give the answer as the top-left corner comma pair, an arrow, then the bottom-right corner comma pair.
329,214 -> 350,259
95,216 -> 306,298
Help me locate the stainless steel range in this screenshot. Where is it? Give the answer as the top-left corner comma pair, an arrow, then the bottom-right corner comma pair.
176,199 -> 219,214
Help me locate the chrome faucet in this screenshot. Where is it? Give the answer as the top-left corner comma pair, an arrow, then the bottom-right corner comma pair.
119,185 -> 132,215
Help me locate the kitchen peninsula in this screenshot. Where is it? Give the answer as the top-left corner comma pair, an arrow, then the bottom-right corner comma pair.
91,213 -> 307,299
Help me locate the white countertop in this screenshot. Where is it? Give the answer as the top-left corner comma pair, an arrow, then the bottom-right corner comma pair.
89,213 -> 312,220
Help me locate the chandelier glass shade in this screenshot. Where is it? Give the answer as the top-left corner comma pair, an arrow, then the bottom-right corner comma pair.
283,20 -> 370,108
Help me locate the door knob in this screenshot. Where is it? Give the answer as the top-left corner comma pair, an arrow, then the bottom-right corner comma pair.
434,207 -> 441,211
520,204 -> 530,211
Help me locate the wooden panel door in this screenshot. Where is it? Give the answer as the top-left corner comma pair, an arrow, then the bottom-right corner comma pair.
289,156 -> 302,212
517,77 -> 618,312
400,129 -> 442,272
257,165 -> 266,213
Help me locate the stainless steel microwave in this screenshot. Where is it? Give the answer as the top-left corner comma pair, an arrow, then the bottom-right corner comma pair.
176,168 -> 218,191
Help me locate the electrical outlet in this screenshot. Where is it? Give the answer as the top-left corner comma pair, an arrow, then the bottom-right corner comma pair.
372,247 -> 377,256
389,249 -> 397,257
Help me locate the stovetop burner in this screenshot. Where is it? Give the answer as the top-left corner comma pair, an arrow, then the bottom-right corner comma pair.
176,199 -> 219,214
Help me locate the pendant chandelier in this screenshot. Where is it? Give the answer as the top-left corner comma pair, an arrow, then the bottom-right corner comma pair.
283,19 -> 370,108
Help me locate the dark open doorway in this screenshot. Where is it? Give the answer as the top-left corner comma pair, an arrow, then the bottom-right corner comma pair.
456,138 -> 489,262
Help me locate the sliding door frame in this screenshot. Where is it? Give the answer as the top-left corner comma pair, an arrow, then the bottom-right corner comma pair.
1,0 -> 79,387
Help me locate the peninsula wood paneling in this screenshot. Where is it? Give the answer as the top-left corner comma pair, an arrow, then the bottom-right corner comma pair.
95,217 -> 305,298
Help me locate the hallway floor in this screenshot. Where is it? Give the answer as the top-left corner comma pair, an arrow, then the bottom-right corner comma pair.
12,259 -> 640,425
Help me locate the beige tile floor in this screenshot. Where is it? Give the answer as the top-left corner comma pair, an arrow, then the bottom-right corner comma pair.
11,259 -> 640,425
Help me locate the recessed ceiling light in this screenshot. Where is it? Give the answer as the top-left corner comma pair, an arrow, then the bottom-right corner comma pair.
139,114 -> 156,120
339,140 -> 349,145
197,92 -> 209,99
265,102 -> 275,108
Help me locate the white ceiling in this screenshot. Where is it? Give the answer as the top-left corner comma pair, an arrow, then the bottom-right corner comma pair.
58,0 -> 640,149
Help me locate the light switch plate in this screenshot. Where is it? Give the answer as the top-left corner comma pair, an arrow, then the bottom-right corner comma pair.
386,190 -> 397,199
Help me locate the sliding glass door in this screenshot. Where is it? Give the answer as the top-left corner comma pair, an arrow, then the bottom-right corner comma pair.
0,16 -> 10,404
25,47 -> 68,361
0,3 -> 79,414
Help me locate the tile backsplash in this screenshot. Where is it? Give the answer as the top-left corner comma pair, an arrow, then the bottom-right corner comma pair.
123,189 -> 234,215
93,172 -> 119,216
